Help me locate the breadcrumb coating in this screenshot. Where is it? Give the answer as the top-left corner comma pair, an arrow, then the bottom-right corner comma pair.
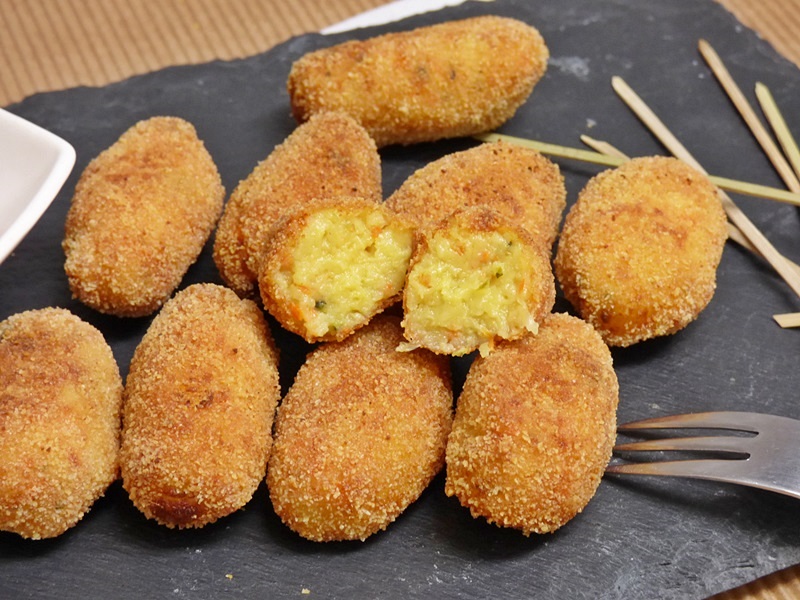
267,316 -> 453,542
385,141 -> 566,249
401,207 -> 555,356
288,16 -> 548,147
120,284 -> 280,529
445,313 -> 618,535
555,156 -> 728,347
259,197 -> 414,342
0,308 -> 122,539
63,116 -> 224,317
212,112 -> 382,297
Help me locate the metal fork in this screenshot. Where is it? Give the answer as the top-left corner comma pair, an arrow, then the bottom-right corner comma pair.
605,411 -> 800,500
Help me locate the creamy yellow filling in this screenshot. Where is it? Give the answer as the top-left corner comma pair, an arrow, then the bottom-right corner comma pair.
279,207 -> 413,337
403,227 -> 538,354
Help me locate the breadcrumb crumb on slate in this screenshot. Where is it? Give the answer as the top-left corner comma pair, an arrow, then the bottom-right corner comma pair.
555,156 -> 728,347
385,141 -> 566,250
63,116 -> 224,317
288,16 -> 549,147
444,313 -> 619,535
212,112 -> 382,298
259,197 -> 414,343
401,206 -> 555,357
0,308 -> 122,540
120,284 -> 280,529
267,316 -> 453,542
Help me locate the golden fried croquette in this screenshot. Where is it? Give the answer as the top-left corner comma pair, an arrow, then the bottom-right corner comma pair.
259,197 -> 414,343
120,284 -> 280,529
63,116 -> 224,317
213,112 -> 382,297
288,16 -> 548,147
267,315 -> 452,542
554,156 -> 728,347
445,313 -> 618,535
385,141 -> 566,249
0,308 -> 122,539
401,207 -> 555,357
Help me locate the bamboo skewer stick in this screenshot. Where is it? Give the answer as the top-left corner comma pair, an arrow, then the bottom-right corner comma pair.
755,82 -> 800,183
610,75 -> 800,304
774,313 -> 800,328
698,39 -> 800,193
580,135 -> 800,280
475,133 -> 800,207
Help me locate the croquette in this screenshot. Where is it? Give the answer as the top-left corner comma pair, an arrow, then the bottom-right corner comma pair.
0,308 -> 122,539
267,316 -> 453,542
445,313 -> 619,535
554,156 -> 728,347
120,284 -> 280,529
385,141 -> 566,249
213,112 -> 382,298
259,197 -> 414,343
288,16 -> 548,147
63,116 -> 224,317
401,207 -> 555,357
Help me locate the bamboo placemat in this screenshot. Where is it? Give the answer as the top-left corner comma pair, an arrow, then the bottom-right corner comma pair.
1,1 -> 799,598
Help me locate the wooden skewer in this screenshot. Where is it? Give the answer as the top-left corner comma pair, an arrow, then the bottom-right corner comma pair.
475,133 -> 800,207
755,82 -> 800,183
698,39 -> 800,192
610,75 -> 800,303
774,313 -> 800,329
580,135 -> 800,279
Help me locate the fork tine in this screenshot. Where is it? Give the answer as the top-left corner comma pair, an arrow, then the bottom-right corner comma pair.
606,458 -> 743,479
617,411 -> 768,432
614,435 -> 752,455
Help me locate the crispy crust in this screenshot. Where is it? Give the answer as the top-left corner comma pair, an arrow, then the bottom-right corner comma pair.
385,141 -> 566,249
63,116 -> 224,317
120,284 -> 280,529
0,308 -> 122,539
555,156 -> 728,346
444,313 -> 618,535
288,16 -> 548,147
212,112 -> 382,297
267,316 -> 453,542
401,206 -> 555,356
259,196 -> 414,343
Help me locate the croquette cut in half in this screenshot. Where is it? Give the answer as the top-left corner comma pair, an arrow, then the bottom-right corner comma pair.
385,141 -> 566,250
259,197 -> 414,343
555,156 -> 728,347
401,206 -> 555,357
213,111 -> 382,298
0,308 -> 123,539
288,16 -> 549,147
120,284 -> 280,529
445,313 -> 619,535
63,116 -> 224,317
267,315 -> 453,542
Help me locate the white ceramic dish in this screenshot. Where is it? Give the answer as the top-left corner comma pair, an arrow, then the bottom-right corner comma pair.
0,107 -> 75,266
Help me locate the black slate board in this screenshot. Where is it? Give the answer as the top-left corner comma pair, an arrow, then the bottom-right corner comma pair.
2,0 -> 800,598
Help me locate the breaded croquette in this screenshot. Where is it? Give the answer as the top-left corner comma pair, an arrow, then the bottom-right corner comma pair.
401,207 -> 555,357
63,116 -> 224,317
259,197 -> 414,343
385,141 -> 566,249
0,308 -> 122,539
288,16 -> 548,147
213,112 -> 382,297
267,316 -> 452,542
120,284 -> 280,529
445,313 -> 619,535
555,156 -> 728,347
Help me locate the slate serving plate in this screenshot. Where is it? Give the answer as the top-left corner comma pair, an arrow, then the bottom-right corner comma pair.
2,0 -> 800,598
